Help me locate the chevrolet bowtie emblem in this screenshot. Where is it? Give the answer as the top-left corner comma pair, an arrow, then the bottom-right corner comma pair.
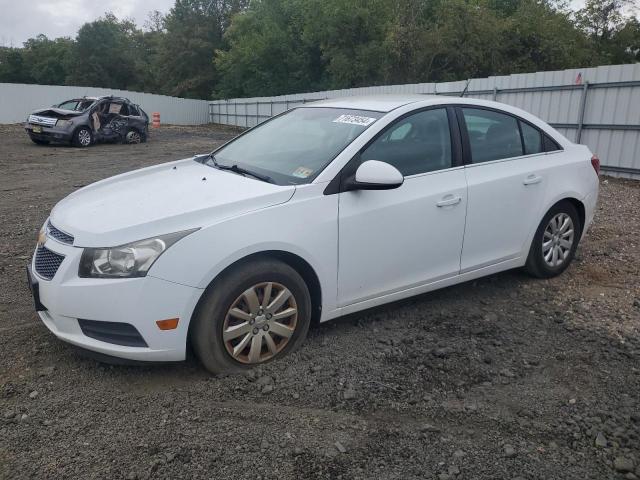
37,228 -> 46,247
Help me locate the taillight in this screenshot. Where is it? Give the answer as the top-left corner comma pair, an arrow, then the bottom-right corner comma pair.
591,155 -> 600,176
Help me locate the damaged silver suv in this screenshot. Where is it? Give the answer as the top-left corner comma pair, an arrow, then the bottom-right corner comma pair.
24,96 -> 149,147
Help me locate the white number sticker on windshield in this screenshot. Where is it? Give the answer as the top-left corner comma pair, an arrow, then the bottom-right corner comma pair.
332,115 -> 377,126
292,166 -> 314,178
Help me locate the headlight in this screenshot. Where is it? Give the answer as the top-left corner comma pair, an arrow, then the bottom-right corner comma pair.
56,119 -> 73,127
78,229 -> 197,278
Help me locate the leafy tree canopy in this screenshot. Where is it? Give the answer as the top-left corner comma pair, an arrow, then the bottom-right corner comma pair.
0,0 -> 637,99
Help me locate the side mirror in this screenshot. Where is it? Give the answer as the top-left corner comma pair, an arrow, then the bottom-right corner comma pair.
345,160 -> 404,191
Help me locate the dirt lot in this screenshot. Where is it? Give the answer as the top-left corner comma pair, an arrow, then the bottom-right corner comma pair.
0,123 -> 639,480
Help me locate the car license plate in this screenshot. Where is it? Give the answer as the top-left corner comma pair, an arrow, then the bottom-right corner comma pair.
32,125 -> 42,133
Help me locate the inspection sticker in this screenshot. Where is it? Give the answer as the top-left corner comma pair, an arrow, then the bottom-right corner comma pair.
332,114 -> 377,126
292,166 -> 314,178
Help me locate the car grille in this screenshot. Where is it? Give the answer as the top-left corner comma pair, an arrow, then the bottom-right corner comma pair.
28,115 -> 57,127
47,221 -> 74,245
34,246 -> 65,280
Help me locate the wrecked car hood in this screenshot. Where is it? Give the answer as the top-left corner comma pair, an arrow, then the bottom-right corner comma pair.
49,157 -> 296,247
31,108 -> 84,118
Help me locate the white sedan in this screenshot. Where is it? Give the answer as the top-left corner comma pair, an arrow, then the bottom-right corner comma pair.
28,95 -> 600,373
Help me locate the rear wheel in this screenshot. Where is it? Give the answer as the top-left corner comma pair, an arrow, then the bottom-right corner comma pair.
30,137 -> 49,145
525,201 -> 581,278
72,127 -> 92,147
192,259 -> 311,374
125,129 -> 142,144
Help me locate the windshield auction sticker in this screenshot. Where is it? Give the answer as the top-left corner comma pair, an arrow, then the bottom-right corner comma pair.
332,114 -> 377,126
292,166 -> 314,178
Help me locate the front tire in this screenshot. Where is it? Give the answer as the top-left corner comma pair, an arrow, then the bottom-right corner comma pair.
72,127 -> 92,148
191,259 -> 311,374
525,201 -> 581,278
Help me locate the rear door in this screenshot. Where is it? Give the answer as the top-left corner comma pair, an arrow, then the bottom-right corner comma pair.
458,107 -> 559,271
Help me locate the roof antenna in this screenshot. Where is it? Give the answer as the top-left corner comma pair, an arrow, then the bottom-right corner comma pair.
460,79 -> 471,97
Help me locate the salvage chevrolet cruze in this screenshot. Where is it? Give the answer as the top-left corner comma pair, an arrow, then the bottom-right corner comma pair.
27,95 -> 600,373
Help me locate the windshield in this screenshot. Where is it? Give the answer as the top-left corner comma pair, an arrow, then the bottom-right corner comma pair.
205,107 -> 383,185
56,99 -> 95,111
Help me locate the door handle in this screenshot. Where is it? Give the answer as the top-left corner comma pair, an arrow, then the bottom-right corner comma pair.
523,174 -> 543,185
436,195 -> 462,207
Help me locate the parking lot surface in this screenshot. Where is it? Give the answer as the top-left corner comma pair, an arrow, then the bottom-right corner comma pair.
1,124 -> 639,479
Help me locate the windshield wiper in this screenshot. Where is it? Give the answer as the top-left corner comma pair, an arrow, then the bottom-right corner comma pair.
207,154 -> 274,184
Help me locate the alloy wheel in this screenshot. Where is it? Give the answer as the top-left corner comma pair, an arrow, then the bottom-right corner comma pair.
126,130 -> 141,144
542,212 -> 574,267
222,282 -> 298,364
78,129 -> 91,146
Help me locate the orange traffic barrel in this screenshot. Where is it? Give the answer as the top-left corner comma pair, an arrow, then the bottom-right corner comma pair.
152,112 -> 160,128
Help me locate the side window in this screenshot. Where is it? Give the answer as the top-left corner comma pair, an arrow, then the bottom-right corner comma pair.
361,108 -> 452,176
462,108 -> 523,163
520,121 -> 543,155
119,103 -> 130,116
129,104 -> 140,116
543,133 -> 562,152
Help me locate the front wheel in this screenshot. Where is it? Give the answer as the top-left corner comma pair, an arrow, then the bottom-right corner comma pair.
191,259 -> 311,374
525,201 -> 581,278
72,127 -> 92,147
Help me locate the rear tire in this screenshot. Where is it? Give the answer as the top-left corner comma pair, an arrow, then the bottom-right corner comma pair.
125,128 -> 142,144
525,201 -> 581,278
30,137 -> 49,145
191,259 -> 311,374
72,127 -> 92,147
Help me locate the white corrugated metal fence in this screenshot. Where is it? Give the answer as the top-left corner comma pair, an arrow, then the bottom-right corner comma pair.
209,63 -> 640,179
0,83 -> 210,125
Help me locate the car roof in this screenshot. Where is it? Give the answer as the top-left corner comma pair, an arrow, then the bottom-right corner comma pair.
307,94 -> 431,112
67,96 -> 131,102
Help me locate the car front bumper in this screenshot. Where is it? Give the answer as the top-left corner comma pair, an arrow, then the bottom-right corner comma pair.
29,238 -> 203,362
24,123 -> 73,142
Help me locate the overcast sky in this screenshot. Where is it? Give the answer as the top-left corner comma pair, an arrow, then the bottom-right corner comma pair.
0,0 -> 595,48
0,0 -> 175,47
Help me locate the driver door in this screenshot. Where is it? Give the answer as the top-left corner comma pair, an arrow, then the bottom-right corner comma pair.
337,107 -> 468,307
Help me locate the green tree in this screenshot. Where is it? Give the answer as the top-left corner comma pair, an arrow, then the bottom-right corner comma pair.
0,47 -> 31,83
301,0 -> 391,89
576,0 -> 639,62
66,13 -> 143,90
22,35 -> 74,85
215,0 -> 324,98
157,0 -> 248,98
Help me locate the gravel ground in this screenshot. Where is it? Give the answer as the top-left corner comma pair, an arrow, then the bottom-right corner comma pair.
0,123 -> 639,480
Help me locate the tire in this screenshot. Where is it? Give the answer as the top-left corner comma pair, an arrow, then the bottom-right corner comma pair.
125,128 -> 142,144
525,200 -> 581,278
191,259 -> 311,374
30,137 -> 49,145
72,127 -> 92,148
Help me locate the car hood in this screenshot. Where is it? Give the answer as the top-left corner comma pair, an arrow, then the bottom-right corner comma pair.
49,157 -> 296,247
32,108 -> 84,118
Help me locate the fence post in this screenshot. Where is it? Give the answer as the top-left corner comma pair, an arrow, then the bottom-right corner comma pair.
576,81 -> 589,143
493,87 -> 498,101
